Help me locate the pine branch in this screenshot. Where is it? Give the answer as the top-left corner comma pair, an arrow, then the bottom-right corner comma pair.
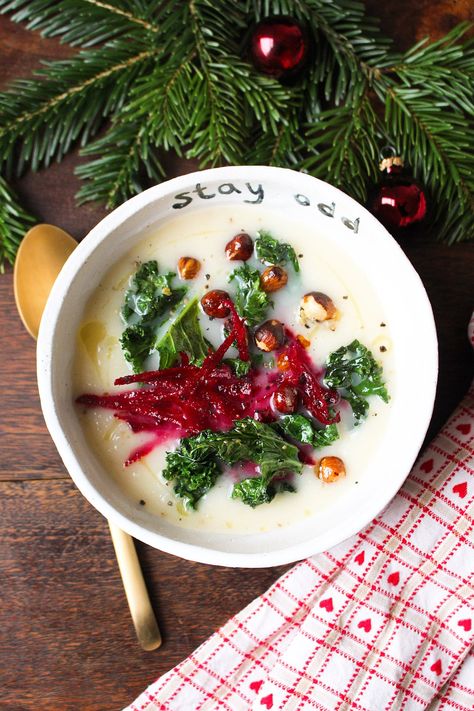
0,39 -> 158,175
77,7 -> 291,205
247,0 -> 393,173
75,11 -> 200,206
378,24 -> 474,113
0,177 -> 35,271
251,0 -> 392,103
246,111 -> 303,167
184,0 -> 254,165
121,19 -> 199,153
0,0 -> 159,46
75,40 -> 198,208
302,20 -> 474,240
380,24 -> 474,242
185,0 -> 290,166
76,121 -> 164,208
0,0 -> 472,256
384,91 -> 473,242
384,90 -> 472,191
303,90 -> 382,202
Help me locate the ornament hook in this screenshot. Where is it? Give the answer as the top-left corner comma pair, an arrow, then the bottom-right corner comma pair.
379,146 -> 403,172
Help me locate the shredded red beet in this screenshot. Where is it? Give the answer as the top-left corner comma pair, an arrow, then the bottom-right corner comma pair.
224,299 -> 249,361
76,309 -> 338,465
194,330 -> 236,382
77,307 -> 254,464
277,332 -> 340,426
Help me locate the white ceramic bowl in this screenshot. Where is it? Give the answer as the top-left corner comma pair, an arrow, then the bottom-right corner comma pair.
37,166 -> 438,567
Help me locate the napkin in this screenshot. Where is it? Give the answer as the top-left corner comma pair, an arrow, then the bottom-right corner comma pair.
126,317 -> 474,711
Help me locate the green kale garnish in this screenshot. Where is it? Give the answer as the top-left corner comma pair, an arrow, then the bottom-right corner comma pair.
324,340 -> 389,424
228,263 -> 271,326
255,230 -> 300,272
154,297 -> 211,370
120,260 -> 187,372
224,358 -> 252,377
162,431 -> 221,510
232,477 -> 296,507
251,352 -> 265,368
277,414 -> 339,448
225,352 -> 265,376
122,261 -> 186,324
313,423 -> 340,448
163,418 -> 302,509
231,476 -> 272,506
120,324 -> 154,375
216,418 -> 301,477
220,418 -> 302,508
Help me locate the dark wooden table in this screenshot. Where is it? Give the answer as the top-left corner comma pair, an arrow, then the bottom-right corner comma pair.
1,4 -> 473,709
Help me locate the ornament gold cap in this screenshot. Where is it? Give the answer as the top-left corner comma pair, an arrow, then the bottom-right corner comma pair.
379,155 -> 404,171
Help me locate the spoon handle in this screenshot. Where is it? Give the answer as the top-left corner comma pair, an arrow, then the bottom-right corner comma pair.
108,521 -> 162,651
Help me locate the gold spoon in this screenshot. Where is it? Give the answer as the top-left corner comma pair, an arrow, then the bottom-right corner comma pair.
14,224 -> 162,651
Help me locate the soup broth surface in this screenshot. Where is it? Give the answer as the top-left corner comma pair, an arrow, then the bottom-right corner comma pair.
74,205 -> 394,534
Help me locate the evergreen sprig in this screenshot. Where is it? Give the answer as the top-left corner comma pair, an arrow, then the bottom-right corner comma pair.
0,0 -> 472,269
0,177 -> 35,271
0,0 -> 159,46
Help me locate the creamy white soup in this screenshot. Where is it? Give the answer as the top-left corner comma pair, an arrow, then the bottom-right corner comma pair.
74,205 -> 394,534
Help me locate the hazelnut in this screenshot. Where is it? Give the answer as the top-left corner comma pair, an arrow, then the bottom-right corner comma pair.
260,265 -> 288,293
225,232 -> 253,261
299,292 -> 337,325
272,383 -> 298,414
254,319 -> 285,352
200,289 -> 231,318
178,256 -> 201,280
317,456 -> 346,483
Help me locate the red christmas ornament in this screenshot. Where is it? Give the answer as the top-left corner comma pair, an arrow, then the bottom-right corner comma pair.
249,16 -> 309,79
369,155 -> 427,230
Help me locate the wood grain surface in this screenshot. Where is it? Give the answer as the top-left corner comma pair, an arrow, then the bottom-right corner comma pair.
0,4 -> 473,710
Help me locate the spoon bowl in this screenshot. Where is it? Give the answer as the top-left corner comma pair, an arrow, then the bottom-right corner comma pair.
14,224 -> 77,339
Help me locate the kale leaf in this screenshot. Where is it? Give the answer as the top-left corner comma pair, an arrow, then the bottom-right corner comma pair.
224,358 -> 252,377
163,418 -> 302,509
324,340 -> 389,424
277,414 -> 339,448
255,230 -> 300,272
211,417 -> 301,478
215,418 -> 302,508
228,263 -> 271,326
155,297 -> 211,369
232,478 -> 296,507
120,324 -> 154,375
225,352 -> 265,376
313,423 -> 340,448
231,476 -> 272,506
120,260 -> 187,372
122,261 -> 186,324
162,431 -> 221,510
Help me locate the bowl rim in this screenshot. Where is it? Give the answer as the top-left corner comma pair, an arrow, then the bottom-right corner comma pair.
37,165 -> 438,567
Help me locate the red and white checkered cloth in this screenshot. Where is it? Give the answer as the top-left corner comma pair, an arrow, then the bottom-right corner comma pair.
126,317 -> 474,711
